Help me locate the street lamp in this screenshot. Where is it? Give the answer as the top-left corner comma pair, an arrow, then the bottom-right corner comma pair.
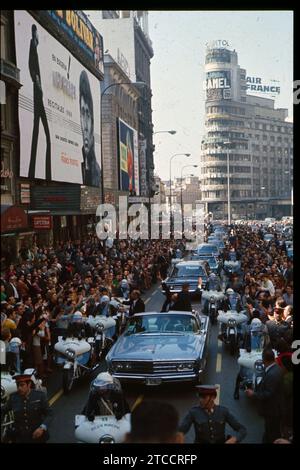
101,81 -> 146,98
169,153 -> 191,214
153,130 -> 177,135
180,165 -> 198,234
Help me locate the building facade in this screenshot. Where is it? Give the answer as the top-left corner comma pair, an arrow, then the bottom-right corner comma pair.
200,44 -> 293,220
87,10 -> 155,197
101,54 -> 140,206
1,10 -> 105,265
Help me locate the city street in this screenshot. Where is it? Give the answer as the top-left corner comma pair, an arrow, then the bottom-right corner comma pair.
47,284 -> 263,443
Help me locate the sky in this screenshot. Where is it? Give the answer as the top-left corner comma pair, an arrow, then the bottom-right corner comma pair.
148,10 -> 293,181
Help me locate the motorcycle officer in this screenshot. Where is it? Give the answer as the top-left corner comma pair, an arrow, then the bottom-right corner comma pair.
179,385 -> 246,444
82,372 -> 130,421
218,288 -> 243,342
205,273 -> 222,292
221,288 -> 242,312
66,311 -> 92,338
1,373 -> 52,443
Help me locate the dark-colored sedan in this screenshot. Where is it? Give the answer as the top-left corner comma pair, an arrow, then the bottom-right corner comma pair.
106,311 -> 210,385
162,260 -> 209,295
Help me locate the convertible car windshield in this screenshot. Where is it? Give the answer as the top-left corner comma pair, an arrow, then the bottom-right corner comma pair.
124,314 -> 200,335
171,265 -> 205,278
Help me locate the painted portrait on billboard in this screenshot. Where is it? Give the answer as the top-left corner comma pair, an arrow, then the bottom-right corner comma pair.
118,118 -> 139,195
14,11 -> 101,187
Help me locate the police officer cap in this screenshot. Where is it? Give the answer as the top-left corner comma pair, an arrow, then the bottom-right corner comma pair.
195,385 -> 218,395
13,373 -> 32,383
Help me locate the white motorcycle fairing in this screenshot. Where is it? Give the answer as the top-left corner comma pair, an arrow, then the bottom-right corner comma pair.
202,290 -> 225,301
217,310 -> 248,325
75,413 -> 131,443
86,315 -> 116,331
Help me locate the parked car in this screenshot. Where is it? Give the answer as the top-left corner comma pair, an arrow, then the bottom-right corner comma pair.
162,260 -> 209,295
106,311 -> 210,385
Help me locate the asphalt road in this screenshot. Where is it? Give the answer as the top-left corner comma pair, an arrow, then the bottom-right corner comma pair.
46,283 -> 264,443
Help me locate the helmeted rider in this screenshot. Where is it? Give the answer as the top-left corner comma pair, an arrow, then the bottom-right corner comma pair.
205,273 -> 222,292
221,288 -> 242,313
120,279 -> 130,300
99,295 -> 110,317
83,372 -> 130,421
66,311 -> 91,338
243,317 -> 267,351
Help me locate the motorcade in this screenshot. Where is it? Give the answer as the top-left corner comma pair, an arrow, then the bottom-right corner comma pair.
106,311 -> 210,385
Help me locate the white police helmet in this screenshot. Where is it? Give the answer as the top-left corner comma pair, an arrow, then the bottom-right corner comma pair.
250,318 -> 263,332
101,295 -> 110,304
226,288 -> 234,295
72,311 -> 83,323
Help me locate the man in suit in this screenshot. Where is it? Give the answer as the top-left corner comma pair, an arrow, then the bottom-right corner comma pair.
5,276 -> 20,301
245,348 -> 284,443
173,283 -> 192,312
124,290 -> 145,317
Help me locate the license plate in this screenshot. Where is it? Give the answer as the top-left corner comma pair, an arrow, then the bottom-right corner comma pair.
145,378 -> 162,386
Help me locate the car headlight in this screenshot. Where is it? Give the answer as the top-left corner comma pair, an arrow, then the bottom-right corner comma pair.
112,362 -> 124,371
65,348 -> 76,360
99,434 -> 115,444
177,362 -> 194,371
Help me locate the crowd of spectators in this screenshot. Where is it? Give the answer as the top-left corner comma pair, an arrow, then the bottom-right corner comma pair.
1,236 -> 181,379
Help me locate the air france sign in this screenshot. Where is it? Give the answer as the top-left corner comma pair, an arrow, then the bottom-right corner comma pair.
246,77 -> 280,95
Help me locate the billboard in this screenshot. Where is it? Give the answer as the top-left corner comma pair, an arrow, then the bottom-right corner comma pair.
246,76 -> 280,96
34,10 -> 104,78
14,11 -> 101,187
118,118 -> 139,195
204,70 -> 231,101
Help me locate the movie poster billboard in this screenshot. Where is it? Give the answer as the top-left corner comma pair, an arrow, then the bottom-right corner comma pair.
118,118 -> 139,195
14,10 -> 101,187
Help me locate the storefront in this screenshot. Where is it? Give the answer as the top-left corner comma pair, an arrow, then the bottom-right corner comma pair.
1,205 -> 32,266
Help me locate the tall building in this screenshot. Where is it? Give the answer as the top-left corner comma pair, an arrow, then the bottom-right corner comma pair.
1,10 -> 105,262
101,54 -> 140,206
86,10 -> 154,197
200,43 -> 293,220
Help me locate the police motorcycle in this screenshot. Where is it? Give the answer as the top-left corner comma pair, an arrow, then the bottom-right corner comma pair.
75,372 -> 130,443
85,295 -> 117,359
1,338 -> 46,441
54,311 -> 103,394
217,289 -> 248,355
233,319 -> 270,399
201,273 -> 225,325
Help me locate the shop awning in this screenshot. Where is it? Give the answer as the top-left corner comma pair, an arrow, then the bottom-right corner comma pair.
1,205 -> 28,233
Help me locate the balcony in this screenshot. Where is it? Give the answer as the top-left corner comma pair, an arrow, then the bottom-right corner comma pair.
0,59 -> 21,88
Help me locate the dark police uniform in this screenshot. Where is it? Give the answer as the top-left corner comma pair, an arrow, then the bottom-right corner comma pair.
2,389 -> 52,443
179,385 -> 246,444
179,404 -> 247,444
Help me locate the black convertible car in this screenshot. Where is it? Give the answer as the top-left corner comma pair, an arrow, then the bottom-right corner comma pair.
106,311 -> 210,385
